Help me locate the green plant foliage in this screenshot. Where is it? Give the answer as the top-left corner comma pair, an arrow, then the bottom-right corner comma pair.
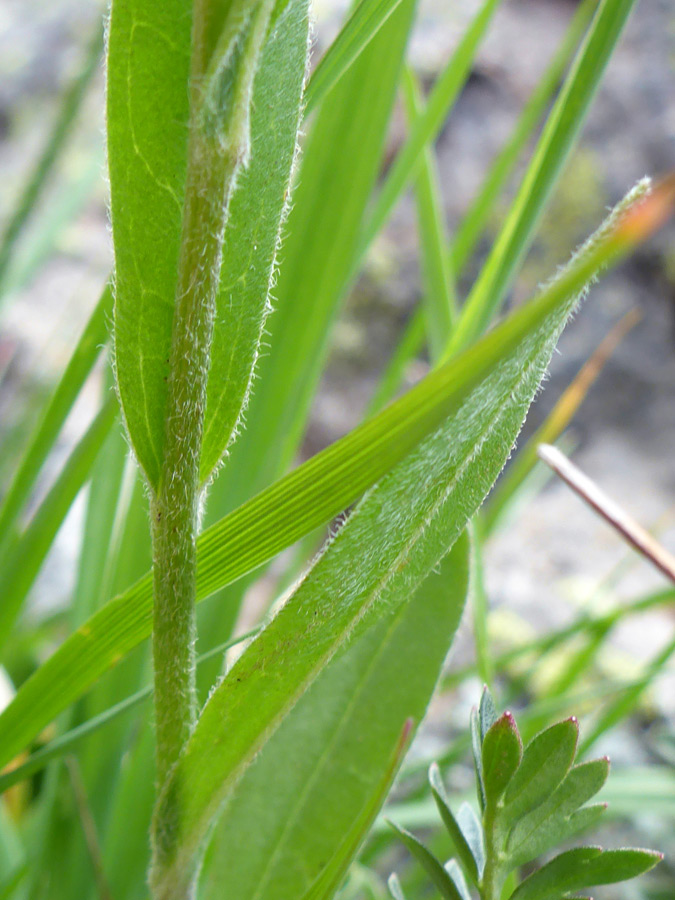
108,0 -> 307,491
390,691 -> 662,900
202,538 -> 469,900
0,0 -> 671,896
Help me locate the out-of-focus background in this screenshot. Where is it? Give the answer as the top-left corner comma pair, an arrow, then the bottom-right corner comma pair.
0,0 -> 673,893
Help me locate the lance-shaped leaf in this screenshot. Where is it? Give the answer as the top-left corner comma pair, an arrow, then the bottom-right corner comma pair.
108,0 -> 308,490
200,539 -> 469,900
482,711 -> 522,804
429,764 -> 483,883
200,0 -> 309,481
0,180 -> 667,772
506,758 -> 609,867
150,196 -> 621,886
503,719 -> 579,822
509,846 -> 662,900
388,824 -> 464,900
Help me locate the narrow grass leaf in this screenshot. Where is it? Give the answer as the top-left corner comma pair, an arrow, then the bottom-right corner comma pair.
403,66 -> 456,358
305,0 -> 405,113
0,286 -> 112,550
0,181 -> 667,770
447,0 -> 638,354
359,0 -> 502,260
503,719 -> 579,822
0,396 -> 118,652
509,847 -> 662,900
0,23 -> 103,296
449,0 -> 597,274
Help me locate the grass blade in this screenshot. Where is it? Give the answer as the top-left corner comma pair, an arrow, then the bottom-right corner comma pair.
447,0 -> 638,355
449,0 -> 597,275
0,23 -> 103,297
0,286 -> 112,551
0,396 -> 118,651
305,0 -> 405,113
358,0 -> 502,263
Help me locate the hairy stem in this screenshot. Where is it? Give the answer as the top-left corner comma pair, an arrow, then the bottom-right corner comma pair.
150,1 -> 276,896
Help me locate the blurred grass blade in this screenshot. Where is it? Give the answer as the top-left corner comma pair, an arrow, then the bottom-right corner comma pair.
483,308 -> 640,534
0,286 -> 112,550
0,629 -> 259,796
0,23 -> 103,297
450,0 -> 597,275
365,309 -> 426,415
0,396 -> 118,652
305,0 -> 405,113
202,542 -> 468,900
579,633 -> 675,755
0,179 -> 669,771
403,66 -> 457,359
358,0 -> 502,262
447,0 -> 638,356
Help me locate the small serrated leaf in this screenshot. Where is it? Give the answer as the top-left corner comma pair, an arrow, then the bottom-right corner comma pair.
429,764 -> 481,884
470,706 -> 486,811
479,686 -> 497,741
444,860 -> 472,900
482,711 -> 522,804
503,718 -> 579,822
509,846 -> 662,900
388,821 -> 464,900
506,758 -> 609,867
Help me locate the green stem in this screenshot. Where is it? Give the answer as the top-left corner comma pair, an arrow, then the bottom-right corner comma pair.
150,1 -> 276,896
481,801 -> 505,900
